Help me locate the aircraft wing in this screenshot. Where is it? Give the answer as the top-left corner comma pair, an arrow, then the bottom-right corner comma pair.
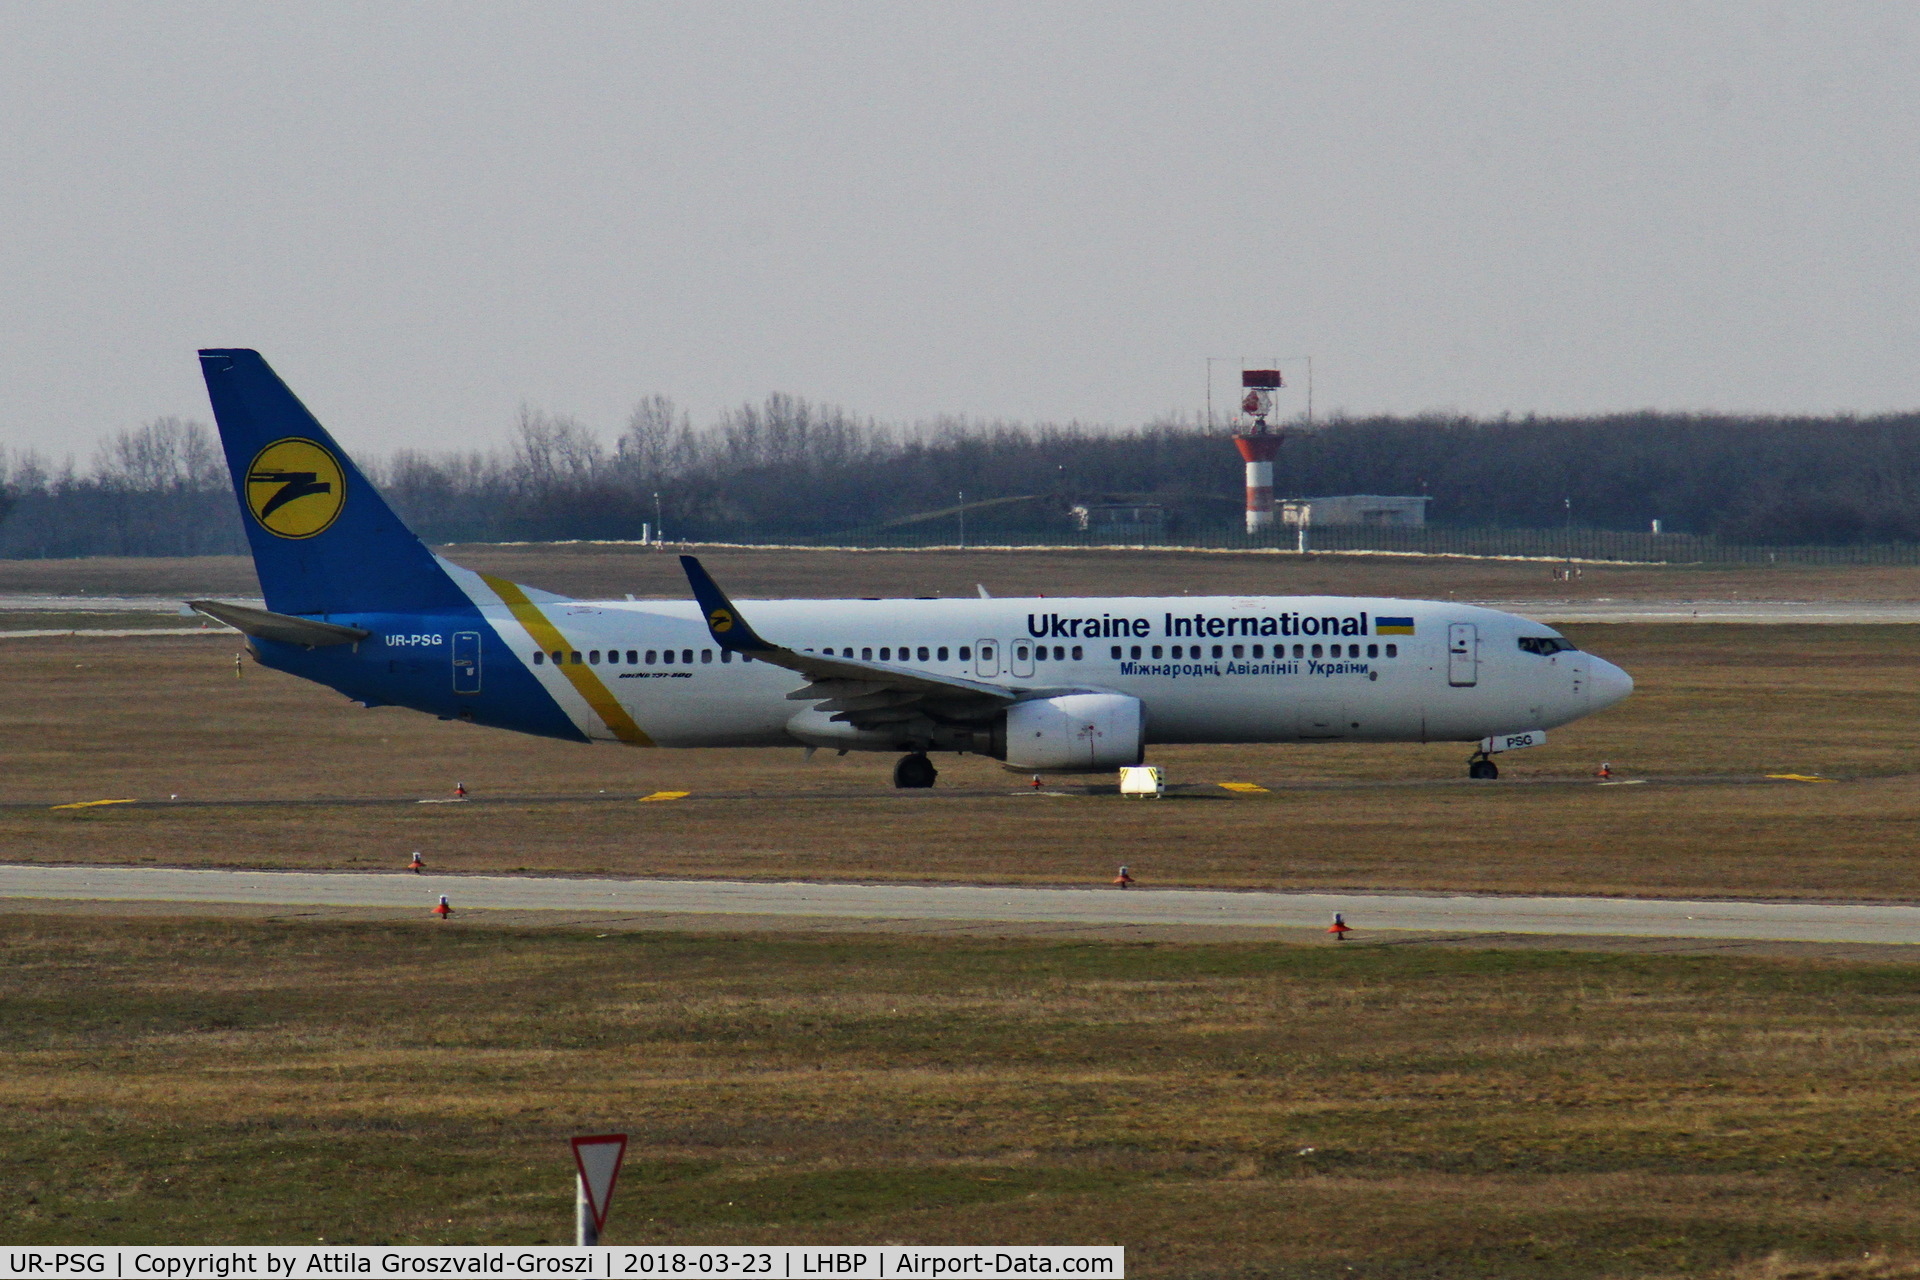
680,555 -> 1016,729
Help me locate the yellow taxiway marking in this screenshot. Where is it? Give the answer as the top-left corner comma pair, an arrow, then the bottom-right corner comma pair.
1218,781 -> 1270,794
49,798 -> 138,810
1766,774 -> 1837,783
638,791 -> 691,802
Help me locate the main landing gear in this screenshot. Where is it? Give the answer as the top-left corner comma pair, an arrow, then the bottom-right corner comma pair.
893,752 -> 939,789
1466,752 -> 1500,780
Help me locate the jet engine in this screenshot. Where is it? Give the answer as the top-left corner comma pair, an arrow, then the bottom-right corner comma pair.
1002,693 -> 1144,772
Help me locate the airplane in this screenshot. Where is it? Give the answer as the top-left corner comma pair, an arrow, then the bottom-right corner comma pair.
189,349 -> 1632,788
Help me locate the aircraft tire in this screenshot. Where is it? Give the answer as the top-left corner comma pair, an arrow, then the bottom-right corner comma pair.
893,753 -> 938,789
1468,759 -> 1499,780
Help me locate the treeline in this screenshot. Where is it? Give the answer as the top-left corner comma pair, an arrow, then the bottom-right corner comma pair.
0,418 -> 246,558
6,402 -> 1920,557
1281,412 -> 1920,546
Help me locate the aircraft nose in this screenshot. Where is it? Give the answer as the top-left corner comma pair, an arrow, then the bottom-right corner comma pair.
1589,657 -> 1633,709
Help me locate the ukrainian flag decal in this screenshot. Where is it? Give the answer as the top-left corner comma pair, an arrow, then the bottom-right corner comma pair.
1376,616 -> 1416,635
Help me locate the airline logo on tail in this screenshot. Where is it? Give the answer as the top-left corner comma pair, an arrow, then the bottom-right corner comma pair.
245,438 -> 346,539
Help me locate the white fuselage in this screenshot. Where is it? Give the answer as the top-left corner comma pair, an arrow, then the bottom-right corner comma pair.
478,592 -> 1632,750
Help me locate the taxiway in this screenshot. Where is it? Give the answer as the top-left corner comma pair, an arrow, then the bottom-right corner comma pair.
4,864 -> 1918,945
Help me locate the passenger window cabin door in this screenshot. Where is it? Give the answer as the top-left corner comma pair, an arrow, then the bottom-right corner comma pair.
1010,639 -> 1035,678
1447,623 -> 1478,687
974,640 -> 999,677
452,631 -> 482,694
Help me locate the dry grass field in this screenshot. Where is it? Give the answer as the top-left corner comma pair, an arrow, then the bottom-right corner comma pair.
435,544 -> 1920,605
11,549 -> 1920,1272
9,543 -> 1920,603
3,623 -> 1920,899
8,914 -> 1920,1277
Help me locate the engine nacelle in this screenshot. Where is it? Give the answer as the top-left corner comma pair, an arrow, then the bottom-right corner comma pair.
785,692 -> 1145,772
1003,693 -> 1144,772
785,706 -> 996,756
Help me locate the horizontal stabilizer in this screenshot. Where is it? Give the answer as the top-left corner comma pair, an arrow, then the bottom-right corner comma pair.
187,600 -> 370,648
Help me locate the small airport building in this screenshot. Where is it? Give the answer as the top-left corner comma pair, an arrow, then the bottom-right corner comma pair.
1071,503 -> 1167,540
1279,495 -> 1430,528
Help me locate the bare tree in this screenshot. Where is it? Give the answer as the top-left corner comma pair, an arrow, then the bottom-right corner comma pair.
512,408 -> 604,490
618,395 -> 689,482
94,418 -> 226,492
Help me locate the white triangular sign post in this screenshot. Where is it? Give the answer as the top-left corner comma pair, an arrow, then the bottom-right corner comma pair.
571,1133 -> 627,1243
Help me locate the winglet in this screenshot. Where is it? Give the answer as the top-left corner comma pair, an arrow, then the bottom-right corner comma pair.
679,554 -> 1017,705
681,555 -> 773,653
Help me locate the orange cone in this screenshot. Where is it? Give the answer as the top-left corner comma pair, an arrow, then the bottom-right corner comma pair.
1596,762 -> 1613,779
1031,774 -> 1042,790
433,894 -> 451,919
453,782 -> 468,797
1114,865 -> 1134,888
408,851 -> 424,873
1327,912 -> 1351,940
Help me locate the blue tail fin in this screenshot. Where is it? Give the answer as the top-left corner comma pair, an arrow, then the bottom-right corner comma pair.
199,349 -> 469,616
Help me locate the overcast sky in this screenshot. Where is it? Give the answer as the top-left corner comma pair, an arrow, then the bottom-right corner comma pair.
2,2 -> 1915,458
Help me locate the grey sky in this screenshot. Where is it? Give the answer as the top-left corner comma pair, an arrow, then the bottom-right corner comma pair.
2,2 -> 1915,459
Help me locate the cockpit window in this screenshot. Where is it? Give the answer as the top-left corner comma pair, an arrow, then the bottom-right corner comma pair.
1518,636 -> 1579,655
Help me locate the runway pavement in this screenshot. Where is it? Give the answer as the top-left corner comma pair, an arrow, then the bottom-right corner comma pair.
0,772 -> 1834,813
2,593 -> 1918,627
4,864 -> 1920,945
0,594 -> 262,613
1494,600 -> 1920,624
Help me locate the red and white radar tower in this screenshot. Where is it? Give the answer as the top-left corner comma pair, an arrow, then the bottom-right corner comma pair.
1233,369 -> 1285,534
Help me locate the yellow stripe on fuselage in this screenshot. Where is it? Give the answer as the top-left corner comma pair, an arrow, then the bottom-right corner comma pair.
481,574 -> 655,747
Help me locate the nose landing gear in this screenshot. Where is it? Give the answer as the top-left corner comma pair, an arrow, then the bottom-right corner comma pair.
1467,752 -> 1500,780
893,752 -> 938,789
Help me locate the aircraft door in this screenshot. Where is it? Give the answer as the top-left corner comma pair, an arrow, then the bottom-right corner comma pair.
452,631 -> 482,694
1010,639 -> 1036,678
1447,623 -> 1478,687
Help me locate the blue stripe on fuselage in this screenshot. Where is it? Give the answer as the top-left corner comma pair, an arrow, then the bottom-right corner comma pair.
249,611 -> 587,743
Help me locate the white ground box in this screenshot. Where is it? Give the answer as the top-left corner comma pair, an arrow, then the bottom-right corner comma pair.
1119,766 -> 1164,797
1280,494 -> 1430,527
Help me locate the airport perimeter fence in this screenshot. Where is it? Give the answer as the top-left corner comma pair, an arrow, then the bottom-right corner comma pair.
749,523 -> 1920,565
